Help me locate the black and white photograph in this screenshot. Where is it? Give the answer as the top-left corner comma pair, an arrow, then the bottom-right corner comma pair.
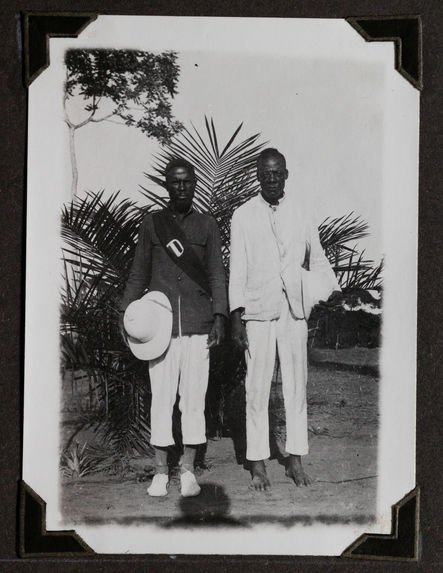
23,15 -> 419,555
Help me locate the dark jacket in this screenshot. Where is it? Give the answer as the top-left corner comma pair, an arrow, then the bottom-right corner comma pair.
120,206 -> 228,336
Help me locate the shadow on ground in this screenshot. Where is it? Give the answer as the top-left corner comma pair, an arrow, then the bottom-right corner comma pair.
163,482 -> 243,528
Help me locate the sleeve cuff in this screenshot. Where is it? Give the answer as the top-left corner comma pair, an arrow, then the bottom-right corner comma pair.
229,293 -> 245,314
212,302 -> 228,318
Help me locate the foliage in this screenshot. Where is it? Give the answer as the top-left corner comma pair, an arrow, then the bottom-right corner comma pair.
319,212 -> 369,260
61,190 -> 144,292
140,116 -> 267,266
61,191 -> 152,457
60,441 -> 96,478
64,49 -> 183,195
64,49 -> 182,143
319,213 -> 383,291
60,440 -> 132,478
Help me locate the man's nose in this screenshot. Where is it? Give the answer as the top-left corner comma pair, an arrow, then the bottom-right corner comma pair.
178,181 -> 186,190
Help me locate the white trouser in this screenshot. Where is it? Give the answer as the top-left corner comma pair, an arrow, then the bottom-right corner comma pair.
245,296 -> 308,460
149,335 -> 209,447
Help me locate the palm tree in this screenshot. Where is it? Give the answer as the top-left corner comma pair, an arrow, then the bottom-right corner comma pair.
141,116 -> 267,267
319,213 -> 383,291
60,118 -> 383,471
61,191 -> 153,461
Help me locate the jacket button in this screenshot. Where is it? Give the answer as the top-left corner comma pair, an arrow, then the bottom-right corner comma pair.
177,276 -> 181,281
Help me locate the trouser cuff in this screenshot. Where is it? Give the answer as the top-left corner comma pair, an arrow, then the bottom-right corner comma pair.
246,450 -> 270,461
285,447 -> 309,456
151,437 -> 174,447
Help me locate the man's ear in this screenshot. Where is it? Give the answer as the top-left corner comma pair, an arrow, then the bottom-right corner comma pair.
284,169 -> 289,180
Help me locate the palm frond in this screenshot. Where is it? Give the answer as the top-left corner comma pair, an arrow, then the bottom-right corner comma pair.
319,213 -> 369,253
61,190 -> 146,287
140,116 -> 267,265
95,373 -> 153,456
317,213 -> 382,291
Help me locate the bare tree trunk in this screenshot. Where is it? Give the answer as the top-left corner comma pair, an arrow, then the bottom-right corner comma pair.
64,91 -> 111,198
69,125 -> 78,197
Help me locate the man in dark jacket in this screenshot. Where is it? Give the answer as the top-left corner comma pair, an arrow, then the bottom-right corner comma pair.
120,158 -> 227,497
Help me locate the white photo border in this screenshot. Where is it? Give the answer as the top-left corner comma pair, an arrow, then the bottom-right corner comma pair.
23,15 -> 419,555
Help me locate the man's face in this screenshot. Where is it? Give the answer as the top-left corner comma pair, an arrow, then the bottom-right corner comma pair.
165,166 -> 196,213
257,155 -> 288,204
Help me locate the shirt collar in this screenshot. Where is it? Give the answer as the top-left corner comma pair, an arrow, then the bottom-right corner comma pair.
258,192 -> 286,208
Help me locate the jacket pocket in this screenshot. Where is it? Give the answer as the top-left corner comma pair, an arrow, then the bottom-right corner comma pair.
189,240 -> 206,261
244,286 -> 264,315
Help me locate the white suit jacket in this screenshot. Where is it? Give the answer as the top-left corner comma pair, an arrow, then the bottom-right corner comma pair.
229,193 -> 340,321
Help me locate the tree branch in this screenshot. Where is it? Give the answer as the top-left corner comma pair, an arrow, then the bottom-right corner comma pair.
72,109 -> 98,129
67,94 -> 100,130
102,119 -> 126,126
89,110 -> 118,123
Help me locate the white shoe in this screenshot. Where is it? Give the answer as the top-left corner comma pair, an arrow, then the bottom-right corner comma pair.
180,470 -> 201,497
147,473 -> 169,497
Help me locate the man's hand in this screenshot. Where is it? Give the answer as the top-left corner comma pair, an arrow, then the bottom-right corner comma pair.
207,314 -> 226,348
231,309 -> 249,352
317,290 -> 343,308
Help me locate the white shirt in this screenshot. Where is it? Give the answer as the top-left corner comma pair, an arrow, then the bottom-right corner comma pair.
229,193 -> 340,320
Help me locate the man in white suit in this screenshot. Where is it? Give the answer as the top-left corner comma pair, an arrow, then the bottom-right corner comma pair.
229,148 -> 342,490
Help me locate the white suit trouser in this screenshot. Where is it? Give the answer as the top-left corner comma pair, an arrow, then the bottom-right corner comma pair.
149,335 -> 209,447
245,297 -> 308,460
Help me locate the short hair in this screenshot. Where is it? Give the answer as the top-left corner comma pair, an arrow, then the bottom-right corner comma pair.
257,148 -> 286,169
164,157 -> 196,179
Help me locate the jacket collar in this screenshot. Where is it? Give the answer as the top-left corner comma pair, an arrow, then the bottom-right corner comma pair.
166,201 -> 194,218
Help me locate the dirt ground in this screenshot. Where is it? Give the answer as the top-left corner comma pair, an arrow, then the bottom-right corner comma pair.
61,348 -> 379,527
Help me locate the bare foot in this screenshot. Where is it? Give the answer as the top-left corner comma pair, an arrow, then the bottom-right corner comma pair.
286,455 -> 312,486
250,460 -> 271,491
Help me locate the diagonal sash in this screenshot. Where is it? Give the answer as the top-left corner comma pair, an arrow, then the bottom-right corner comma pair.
153,210 -> 211,295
